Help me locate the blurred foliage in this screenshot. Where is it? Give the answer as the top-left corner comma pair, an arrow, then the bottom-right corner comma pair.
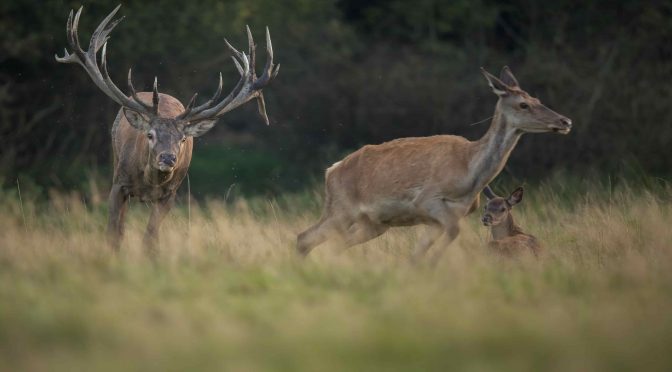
1,0 -> 671,197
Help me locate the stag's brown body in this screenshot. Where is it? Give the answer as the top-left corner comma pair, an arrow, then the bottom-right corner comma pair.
298,67 -> 571,262
110,93 -> 192,202
57,5 -> 278,253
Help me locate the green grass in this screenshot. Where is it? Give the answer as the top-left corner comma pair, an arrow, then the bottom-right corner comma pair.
0,182 -> 671,371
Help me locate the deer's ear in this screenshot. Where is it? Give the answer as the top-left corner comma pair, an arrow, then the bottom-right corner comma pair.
183,120 -> 217,137
507,187 -> 524,206
483,185 -> 498,200
481,68 -> 511,96
499,66 -> 519,88
123,109 -> 151,131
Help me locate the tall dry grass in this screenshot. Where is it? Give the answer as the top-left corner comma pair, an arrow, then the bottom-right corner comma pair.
0,182 -> 671,371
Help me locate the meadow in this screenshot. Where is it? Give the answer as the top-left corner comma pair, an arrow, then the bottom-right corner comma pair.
1,177 -> 671,371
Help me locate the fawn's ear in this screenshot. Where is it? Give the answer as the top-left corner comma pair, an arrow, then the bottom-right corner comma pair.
483,185 -> 498,200
507,187 -> 524,206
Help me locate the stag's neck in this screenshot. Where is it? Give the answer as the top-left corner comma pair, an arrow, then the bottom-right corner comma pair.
467,105 -> 522,193
490,214 -> 524,240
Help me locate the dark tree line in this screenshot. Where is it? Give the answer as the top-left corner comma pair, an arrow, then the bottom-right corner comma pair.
1,0 -> 671,196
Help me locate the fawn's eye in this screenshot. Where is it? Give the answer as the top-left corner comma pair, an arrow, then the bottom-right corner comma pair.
519,102 -> 529,109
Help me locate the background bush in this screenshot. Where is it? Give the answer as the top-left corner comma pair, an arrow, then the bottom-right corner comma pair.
1,0 -> 670,197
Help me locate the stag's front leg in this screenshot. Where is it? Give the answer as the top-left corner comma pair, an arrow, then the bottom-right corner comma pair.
143,193 -> 176,256
107,184 -> 129,252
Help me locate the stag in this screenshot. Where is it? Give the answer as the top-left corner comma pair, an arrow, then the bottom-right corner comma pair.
481,186 -> 541,258
297,67 -> 571,262
56,5 -> 279,253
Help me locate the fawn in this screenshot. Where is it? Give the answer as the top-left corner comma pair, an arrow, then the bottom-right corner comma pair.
481,186 -> 541,258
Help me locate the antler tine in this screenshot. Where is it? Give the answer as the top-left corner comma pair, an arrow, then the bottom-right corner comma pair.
152,77 -> 160,115
253,27 -> 277,89
70,7 -> 84,57
127,68 -> 154,110
177,73 -> 224,120
181,93 -> 198,114
246,25 -> 256,77
90,4 -> 122,54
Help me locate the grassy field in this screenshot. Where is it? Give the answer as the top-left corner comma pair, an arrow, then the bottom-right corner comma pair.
1,180 -> 671,371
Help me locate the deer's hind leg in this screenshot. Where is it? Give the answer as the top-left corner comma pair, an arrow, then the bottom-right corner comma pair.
411,224 -> 444,263
342,215 -> 388,248
297,216 -> 338,257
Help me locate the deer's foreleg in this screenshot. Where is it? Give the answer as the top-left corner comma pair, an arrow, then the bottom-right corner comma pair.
107,184 -> 129,252
143,193 -> 176,256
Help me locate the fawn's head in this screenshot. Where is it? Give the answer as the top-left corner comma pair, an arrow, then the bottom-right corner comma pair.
481,67 -> 572,135
481,186 -> 524,227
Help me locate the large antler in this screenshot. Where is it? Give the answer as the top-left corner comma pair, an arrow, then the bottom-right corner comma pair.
55,5 -> 159,117
178,26 -> 280,124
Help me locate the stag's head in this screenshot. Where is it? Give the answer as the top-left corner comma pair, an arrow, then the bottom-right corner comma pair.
56,5 -> 279,173
481,186 -> 523,227
481,67 -> 572,135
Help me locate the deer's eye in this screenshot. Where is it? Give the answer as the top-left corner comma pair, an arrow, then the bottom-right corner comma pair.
181,136 -> 187,143
147,132 -> 154,140
500,207 -> 506,212
519,102 -> 529,109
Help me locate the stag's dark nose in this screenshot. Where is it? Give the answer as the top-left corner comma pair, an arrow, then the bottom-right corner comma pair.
159,153 -> 177,167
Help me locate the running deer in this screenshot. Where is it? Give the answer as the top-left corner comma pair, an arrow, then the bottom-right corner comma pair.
481,186 -> 541,257
297,66 -> 571,261
56,5 -> 279,253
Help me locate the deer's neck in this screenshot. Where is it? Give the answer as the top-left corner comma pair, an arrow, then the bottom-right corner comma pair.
467,106 -> 522,193
490,213 -> 524,240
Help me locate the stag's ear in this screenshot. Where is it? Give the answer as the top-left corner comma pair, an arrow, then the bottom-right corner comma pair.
481,68 -> 511,96
123,109 -> 151,131
499,66 -> 519,88
183,120 -> 217,137
507,187 -> 524,206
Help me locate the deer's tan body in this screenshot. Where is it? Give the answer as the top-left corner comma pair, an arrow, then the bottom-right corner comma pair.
298,67 -> 571,261
326,134 -> 488,227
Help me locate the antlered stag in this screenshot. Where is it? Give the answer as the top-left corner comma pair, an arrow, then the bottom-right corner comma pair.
297,67 -> 571,262
56,5 -> 279,253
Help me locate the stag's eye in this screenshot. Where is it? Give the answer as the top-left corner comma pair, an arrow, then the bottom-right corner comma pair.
519,102 -> 529,109
181,136 -> 187,143
147,132 -> 154,140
